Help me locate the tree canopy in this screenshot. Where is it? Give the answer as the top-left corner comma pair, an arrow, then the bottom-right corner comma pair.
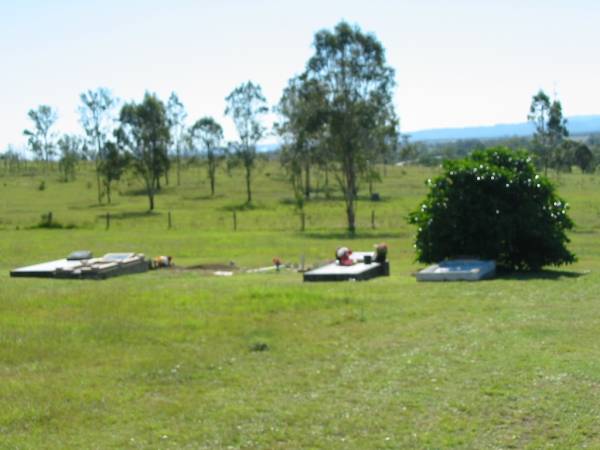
79,88 -> 117,203
276,74 -> 328,201
57,134 -> 81,182
225,81 -> 268,204
189,117 -> 224,196
115,93 -> 170,211
23,105 -> 58,165
528,90 -> 569,175
166,92 -> 187,186
409,147 -> 575,271
302,21 -> 399,233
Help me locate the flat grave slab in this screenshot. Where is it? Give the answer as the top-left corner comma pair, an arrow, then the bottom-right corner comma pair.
10,258 -> 83,278
10,252 -> 148,280
416,259 -> 495,282
303,252 -> 390,282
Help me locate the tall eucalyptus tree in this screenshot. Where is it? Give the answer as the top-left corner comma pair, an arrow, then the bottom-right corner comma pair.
304,21 -> 399,233
189,117 -> 224,196
225,81 -> 268,204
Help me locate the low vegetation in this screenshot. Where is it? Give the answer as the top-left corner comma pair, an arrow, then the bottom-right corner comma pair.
2,160 -> 600,448
410,147 -> 575,270
2,18 -> 600,449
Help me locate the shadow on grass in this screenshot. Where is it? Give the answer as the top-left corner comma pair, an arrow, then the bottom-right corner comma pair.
303,230 -> 409,240
69,203 -> 115,210
496,269 -> 587,281
27,222 -> 79,230
220,202 -> 269,212
121,187 -> 175,197
182,194 -> 223,201
282,194 -> 391,204
279,198 -> 301,206
572,228 -> 598,235
95,211 -> 161,220
120,188 -> 149,197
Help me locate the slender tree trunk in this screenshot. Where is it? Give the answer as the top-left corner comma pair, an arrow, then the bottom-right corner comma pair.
367,161 -> 375,196
208,158 -> 216,196
148,184 -> 155,210
245,164 -> 252,204
96,164 -> 103,204
347,205 -> 356,234
106,181 -> 112,204
145,176 -> 155,211
345,155 -> 357,234
346,194 -> 356,234
304,161 -> 311,199
95,136 -> 104,204
176,151 -> 181,186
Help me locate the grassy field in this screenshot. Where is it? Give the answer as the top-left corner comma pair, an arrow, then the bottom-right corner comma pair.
2,162 -> 600,448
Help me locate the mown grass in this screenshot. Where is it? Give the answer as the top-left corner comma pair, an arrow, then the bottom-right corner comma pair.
2,162 -> 600,448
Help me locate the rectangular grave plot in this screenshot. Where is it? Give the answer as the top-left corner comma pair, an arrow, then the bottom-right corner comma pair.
416,259 -> 495,282
10,253 -> 149,280
10,259 -> 81,278
304,261 -> 389,282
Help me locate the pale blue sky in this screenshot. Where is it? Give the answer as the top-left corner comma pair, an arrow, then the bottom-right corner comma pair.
1,0 -> 599,151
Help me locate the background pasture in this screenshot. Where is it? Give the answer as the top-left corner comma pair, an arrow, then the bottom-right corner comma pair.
2,162 -> 600,448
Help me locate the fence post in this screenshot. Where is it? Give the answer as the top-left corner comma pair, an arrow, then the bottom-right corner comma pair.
371,210 -> 375,229
233,210 -> 237,231
106,212 -> 110,230
168,211 -> 172,229
300,211 -> 305,232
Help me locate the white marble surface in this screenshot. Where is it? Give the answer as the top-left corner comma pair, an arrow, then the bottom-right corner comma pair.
416,259 -> 496,281
11,258 -> 84,273
306,260 -> 381,276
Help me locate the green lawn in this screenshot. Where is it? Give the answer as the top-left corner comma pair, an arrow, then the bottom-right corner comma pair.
2,163 -> 600,448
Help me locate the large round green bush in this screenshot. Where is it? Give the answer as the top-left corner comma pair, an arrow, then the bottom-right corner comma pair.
409,147 -> 575,270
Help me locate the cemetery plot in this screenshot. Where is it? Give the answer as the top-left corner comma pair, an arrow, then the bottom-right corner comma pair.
416,259 -> 495,282
10,252 -> 148,280
303,251 -> 390,282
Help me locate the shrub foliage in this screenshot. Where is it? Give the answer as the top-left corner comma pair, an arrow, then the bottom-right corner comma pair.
409,147 -> 575,270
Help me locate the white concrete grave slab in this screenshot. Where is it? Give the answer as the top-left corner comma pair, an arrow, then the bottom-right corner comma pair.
416,259 -> 496,281
10,258 -> 84,277
10,252 -> 148,280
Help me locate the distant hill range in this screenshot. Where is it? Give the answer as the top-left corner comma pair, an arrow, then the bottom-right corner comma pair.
407,115 -> 600,142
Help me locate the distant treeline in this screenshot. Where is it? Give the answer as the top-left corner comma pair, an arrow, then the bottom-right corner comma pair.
2,23 -> 594,232
2,21 -> 403,233
398,132 -> 600,175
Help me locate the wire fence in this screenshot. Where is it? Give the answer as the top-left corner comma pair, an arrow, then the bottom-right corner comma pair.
4,207 -> 415,234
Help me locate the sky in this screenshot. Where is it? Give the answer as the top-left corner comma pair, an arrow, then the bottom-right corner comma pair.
1,0 -> 599,153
